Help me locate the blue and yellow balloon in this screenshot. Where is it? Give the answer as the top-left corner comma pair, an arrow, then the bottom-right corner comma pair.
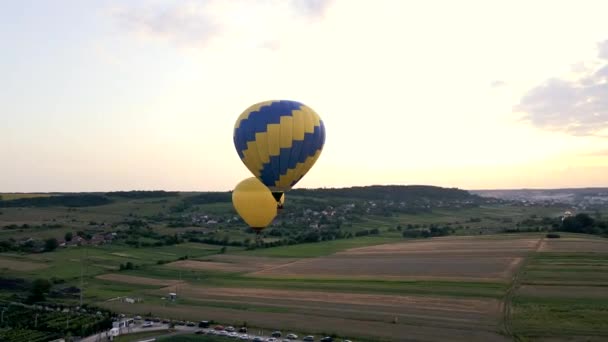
233,100 -> 326,205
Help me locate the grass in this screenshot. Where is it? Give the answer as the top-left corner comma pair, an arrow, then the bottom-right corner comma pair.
512,296 -> 608,336
158,335 -> 229,342
237,236 -> 400,258
178,298 -> 292,313
0,193 -> 53,200
115,329 -> 172,341
511,249 -> 608,339
0,243 -> 222,280
83,278 -> 162,301
109,266 -> 508,298
521,253 -> 608,285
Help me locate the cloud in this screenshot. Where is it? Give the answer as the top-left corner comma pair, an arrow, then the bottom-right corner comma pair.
113,2 -> 219,47
585,149 -> 608,156
112,0 -> 332,49
290,0 -> 333,19
490,80 -> 506,88
599,40 -> 608,60
517,41 -> 608,137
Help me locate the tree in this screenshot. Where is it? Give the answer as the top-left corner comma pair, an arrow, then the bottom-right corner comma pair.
65,232 -> 73,242
27,278 -> 51,303
45,238 -> 59,252
562,213 -> 595,233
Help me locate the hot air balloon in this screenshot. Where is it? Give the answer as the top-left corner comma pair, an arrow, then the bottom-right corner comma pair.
233,100 -> 326,206
232,177 -> 278,232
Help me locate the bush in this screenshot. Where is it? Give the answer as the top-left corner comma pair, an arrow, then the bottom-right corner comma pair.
44,238 -> 59,252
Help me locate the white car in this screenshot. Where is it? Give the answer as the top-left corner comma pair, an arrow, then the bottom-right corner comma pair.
142,321 -> 153,328
286,334 -> 298,340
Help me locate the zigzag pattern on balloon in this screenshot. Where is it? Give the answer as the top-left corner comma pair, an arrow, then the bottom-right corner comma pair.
233,100 -> 325,191
234,101 -> 304,159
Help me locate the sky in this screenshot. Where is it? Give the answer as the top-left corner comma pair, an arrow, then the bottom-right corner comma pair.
1,0 -> 608,192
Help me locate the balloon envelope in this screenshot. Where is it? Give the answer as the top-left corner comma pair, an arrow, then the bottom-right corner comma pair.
233,100 -> 326,193
232,177 -> 277,231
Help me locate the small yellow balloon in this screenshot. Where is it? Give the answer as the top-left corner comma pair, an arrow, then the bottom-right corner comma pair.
232,177 -> 277,231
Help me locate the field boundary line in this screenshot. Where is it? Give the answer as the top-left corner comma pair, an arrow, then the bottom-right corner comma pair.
502,236 -> 544,340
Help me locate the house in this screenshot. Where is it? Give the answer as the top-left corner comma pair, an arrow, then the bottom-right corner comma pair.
90,234 -> 107,246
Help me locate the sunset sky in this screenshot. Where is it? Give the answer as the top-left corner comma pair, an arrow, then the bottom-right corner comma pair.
2,0 -> 608,192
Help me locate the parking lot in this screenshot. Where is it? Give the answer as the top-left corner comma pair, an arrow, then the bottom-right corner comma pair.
102,316 -> 351,342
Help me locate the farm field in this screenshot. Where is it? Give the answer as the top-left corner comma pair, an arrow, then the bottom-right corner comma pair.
90,233 -> 608,341
0,243 -> 223,281
93,235 -> 534,341
250,235 -> 539,281
510,235 -> 608,340
0,193 -> 53,200
167,254 -> 298,273
236,236 -> 402,258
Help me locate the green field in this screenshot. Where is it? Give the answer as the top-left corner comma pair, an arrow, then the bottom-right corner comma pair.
0,243 -> 224,281
511,243 -> 608,339
0,193 -> 53,200
115,330 -> 172,341
158,335 -> 232,342
237,236 -> 401,257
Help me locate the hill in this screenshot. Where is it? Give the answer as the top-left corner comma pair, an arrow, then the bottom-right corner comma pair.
291,185 -> 481,202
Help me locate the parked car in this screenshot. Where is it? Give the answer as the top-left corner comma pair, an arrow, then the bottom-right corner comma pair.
252,337 -> 264,342
320,337 -> 334,342
142,321 -> 153,328
226,326 -> 236,332
214,325 -> 225,331
186,321 -> 196,327
272,331 -> 282,338
199,320 -> 210,328
286,333 -> 298,340
238,326 -> 248,333
303,336 -> 315,342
